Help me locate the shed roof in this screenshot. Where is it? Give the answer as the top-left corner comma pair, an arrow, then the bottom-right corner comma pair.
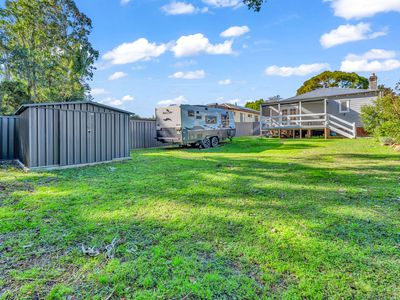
14,101 -> 133,115
261,88 -> 379,106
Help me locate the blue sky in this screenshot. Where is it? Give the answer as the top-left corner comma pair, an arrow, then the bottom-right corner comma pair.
74,0 -> 400,117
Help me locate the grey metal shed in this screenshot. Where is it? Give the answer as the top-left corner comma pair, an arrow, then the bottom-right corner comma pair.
14,101 -> 131,169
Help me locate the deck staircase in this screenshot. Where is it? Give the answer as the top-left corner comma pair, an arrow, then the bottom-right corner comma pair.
327,114 -> 356,139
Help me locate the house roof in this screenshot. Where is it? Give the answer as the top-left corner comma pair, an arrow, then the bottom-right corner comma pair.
261,88 -> 379,106
14,101 -> 133,115
208,103 -> 260,115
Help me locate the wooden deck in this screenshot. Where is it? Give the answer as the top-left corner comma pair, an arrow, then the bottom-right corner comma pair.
260,113 -> 356,139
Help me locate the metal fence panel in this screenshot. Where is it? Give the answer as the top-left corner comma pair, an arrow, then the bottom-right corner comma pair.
235,122 -> 260,137
129,119 -> 168,149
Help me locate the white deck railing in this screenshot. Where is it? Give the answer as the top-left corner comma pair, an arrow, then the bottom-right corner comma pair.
261,113 -> 327,129
260,113 -> 356,138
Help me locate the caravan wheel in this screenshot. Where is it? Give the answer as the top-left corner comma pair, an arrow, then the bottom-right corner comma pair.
211,137 -> 219,147
201,138 -> 211,149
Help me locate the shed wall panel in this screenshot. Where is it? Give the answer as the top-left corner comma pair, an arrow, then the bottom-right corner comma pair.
0,117 -> 19,160
7,102 -> 130,168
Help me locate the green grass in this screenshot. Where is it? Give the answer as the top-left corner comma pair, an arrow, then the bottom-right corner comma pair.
1,137 -> 400,299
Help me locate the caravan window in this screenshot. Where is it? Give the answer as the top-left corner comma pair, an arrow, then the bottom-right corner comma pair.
221,114 -> 229,127
339,100 -> 350,113
188,110 -> 195,117
206,115 -> 217,124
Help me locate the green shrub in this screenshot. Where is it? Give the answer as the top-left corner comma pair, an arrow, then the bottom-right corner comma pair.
361,93 -> 400,144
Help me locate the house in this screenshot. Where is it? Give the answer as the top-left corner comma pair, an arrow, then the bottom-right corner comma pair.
260,74 -> 380,139
208,103 -> 260,123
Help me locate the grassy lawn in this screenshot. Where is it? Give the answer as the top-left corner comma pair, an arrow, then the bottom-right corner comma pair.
1,137 -> 400,299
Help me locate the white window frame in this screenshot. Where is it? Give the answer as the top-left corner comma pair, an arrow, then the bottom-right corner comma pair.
339,100 -> 350,113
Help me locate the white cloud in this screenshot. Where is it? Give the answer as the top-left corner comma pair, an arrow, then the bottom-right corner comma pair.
103,38 -> 167,65
328,0 -> 400,19
218,79 -> 232,85
120,0 -> 130,5
101,94 -> 134,107
122,95 -> 134,101
173,60 -> 197,68
226,98 -> 245,106
346,49 -> 397,61
157,95 -> 188,106
108,71 -> 128,81
110,99 -> 123,106
320,23 -> 387,48
162,2 -> 196,15
202,0 -> 242,8
265,63 -> 330,77
220,26 -> 250,38
90,88 -> 108,96
340,49 -> 400,72
171,33 -> 233,57
161,2 -> 208,15
169,70 -> 206,79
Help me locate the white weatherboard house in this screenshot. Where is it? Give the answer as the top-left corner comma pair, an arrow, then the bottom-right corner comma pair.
260,74 -> 380,139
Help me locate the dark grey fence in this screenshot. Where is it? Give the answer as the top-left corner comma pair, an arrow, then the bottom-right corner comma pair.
129,119 -> 167,149
235,122 -> 260,137
1,112 -> 261,168
0,116 -> 19,160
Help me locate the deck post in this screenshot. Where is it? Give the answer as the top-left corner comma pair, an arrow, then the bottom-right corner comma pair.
324,128 -> 330,139
299,101 -> 302,128
278,103 -> 281,139
324,98 -> 328,139
299,101 -> 302,139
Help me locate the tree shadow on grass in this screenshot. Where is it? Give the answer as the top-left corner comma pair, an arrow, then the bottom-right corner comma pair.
159,138 -> 328,154
2,142 -> 400,299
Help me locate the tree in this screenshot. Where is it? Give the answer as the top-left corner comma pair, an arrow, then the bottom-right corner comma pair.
245,96 -> 282,111
243,0 -> 267,11
245,99 -> 265,111
0,0 -> 98,104
297,71 -> 369,95
378,84 -> 396,97
0,80 -> 29,115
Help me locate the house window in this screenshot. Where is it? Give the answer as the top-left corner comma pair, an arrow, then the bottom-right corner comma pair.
255,116 -> 259,122
188,110 -> 195,117
206,115 -> 217,124
339,100 -> 350,113
248,114 -> 252,118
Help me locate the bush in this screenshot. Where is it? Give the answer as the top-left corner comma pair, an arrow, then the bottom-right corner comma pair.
380,137 -> 395,146
361,93 -> 400,144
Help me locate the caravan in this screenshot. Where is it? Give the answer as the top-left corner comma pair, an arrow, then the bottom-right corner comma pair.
156,104 -> 236,148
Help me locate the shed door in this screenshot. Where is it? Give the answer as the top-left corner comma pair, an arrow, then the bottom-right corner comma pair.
87,112 -> 95,163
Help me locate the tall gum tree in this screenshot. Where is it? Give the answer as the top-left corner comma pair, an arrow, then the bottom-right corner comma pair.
0,0 -> 98,105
